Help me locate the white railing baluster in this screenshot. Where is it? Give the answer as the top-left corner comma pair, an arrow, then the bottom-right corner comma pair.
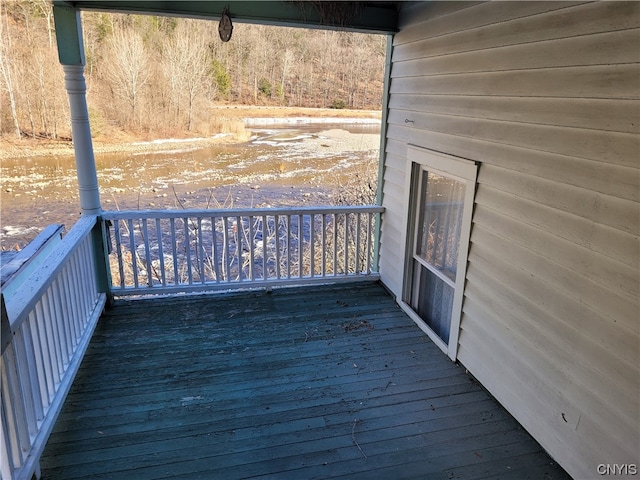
14,333 -> 38,442
226,215 -> 231,281
249,216 -> 255,281
36,299 -> 58,400
197,217 -> 205,284
1,400 -> 16,478
113,220 -> 126,289
27,311 -> 51,410
51,286 -> 66,377
2,353 -> 21,468
184,218 -> 193,285
310,214 -> 315,278
38,306 -> 55,404
333,213 -> 338,276
69,262 -> 83,345
223,216 -> 230,283
2,348 -> 29,465
141,219 -> 153,287
57,275 -> 72,360
229,215 -> 234,281
65,262 -> 80,336
235,215 -> 242,282
366,213 -> 372,275
127,219 -> 139,289
53,277 -> 72,362
297,214 -> 303,279
286,215 -> 291,279
211,217 -> 220,283
274,215 -> 281,279
81,237 -> 95,309
261,215 -> 267,280
208,217 -> 215,282
169,218 -> 179,285
49,280 -> 68,373
76,240 -> 91,317
344,214 -> 349,274
321,214 -> 327,278
59,266 -> 77,348
42,291 -> 62,382
14,325 -> 42,433
156,218 -> 167,287
75,244 -> 91,324
355,213 -> 362,275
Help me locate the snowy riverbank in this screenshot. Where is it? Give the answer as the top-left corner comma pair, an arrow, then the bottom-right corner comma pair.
243,117 -> 381,126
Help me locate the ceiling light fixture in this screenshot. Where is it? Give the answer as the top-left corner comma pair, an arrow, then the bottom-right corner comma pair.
218,7 -> 233,42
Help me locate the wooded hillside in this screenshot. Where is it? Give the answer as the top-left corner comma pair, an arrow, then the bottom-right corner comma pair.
0,1 -> 386,141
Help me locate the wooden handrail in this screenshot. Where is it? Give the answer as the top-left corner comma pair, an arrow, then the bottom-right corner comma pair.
104,205 -> 384,220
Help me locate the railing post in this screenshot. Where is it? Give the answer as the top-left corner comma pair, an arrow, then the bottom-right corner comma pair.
92,218 -> 113,305
1,294 -> 11,354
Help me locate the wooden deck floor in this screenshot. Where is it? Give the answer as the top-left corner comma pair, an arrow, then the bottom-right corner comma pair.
40,282 -> 569,479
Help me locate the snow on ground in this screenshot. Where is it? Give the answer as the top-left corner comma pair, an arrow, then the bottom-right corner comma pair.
132,133 -> 232,146
243,117 -> 381,126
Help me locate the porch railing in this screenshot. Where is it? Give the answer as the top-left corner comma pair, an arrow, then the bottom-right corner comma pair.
102,205 -> 384,295
0,205 -> 383,478
1,215 -> 106,480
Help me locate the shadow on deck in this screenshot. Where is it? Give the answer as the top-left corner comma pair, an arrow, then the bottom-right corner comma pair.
40,282 -> 569,479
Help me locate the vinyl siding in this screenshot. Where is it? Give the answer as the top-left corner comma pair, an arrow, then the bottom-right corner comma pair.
378,2 -> 640,478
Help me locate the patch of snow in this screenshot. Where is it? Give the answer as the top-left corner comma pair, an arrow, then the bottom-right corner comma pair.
2,225 -> 40,237
243,117 -> 381,126
133,147 -> 200,156
132,133 -> 231,146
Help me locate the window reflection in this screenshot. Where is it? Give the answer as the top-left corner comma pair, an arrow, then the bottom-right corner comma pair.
415,172 -> 465,282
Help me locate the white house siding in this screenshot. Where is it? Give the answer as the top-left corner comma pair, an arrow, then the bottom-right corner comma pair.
379,2 -> 639,478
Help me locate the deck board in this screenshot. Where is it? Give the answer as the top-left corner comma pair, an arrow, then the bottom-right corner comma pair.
40,282 -> 569,479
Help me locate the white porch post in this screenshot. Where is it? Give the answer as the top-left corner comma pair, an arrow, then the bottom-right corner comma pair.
54,5 -> 101,215
54,5 -> 110,298
63,65 -> 101,215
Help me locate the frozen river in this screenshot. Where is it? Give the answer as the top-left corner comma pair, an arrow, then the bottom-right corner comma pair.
1,123 -> 380,249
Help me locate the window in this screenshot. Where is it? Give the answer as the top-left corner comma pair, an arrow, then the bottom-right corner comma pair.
402,146 -> 477,359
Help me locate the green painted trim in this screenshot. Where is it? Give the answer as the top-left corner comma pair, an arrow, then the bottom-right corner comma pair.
373,34 -> 393,273
1,294 -> 11,355
51,1 -> 398,33
91,218 -> 112,298
376,35 -> 392,208
53,5 -> 85,65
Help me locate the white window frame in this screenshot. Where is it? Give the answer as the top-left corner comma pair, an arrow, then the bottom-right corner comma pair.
400,145 -> 477,360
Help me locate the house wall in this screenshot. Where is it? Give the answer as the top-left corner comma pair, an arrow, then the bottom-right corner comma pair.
378,2 -> 639,478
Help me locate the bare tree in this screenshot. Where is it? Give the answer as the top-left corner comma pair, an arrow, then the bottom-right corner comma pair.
0,2 -> 21,139
279,48 -> 293,103
162,20 -> 210,131
0,10 -> 386,140
31,0 -> 53,48
103,27 -> 150,126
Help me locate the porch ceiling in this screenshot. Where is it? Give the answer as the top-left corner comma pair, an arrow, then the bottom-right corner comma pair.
51,1 -> 400,34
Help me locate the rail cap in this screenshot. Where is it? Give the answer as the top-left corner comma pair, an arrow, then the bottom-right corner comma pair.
102,205 -> 385,220
1,224 -> 65,288
3,215 -> 98,332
